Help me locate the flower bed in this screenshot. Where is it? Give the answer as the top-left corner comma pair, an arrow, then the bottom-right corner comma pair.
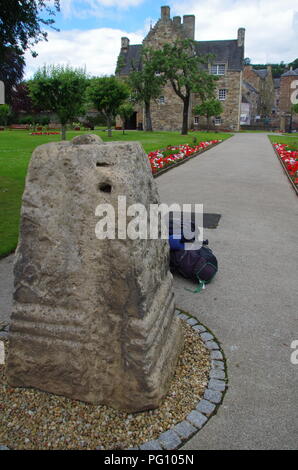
273,143 -> 298,190
148,141 -> 221,175
30,132 -> 60,136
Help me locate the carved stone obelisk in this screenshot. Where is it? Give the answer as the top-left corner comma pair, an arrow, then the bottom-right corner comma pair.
7,134 -> 183,411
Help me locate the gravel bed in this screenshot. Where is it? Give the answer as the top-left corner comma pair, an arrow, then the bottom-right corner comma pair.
0,321 -> 210,450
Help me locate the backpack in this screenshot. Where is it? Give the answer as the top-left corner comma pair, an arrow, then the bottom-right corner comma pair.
167,215 -> 218,289
169,246 -> 218,284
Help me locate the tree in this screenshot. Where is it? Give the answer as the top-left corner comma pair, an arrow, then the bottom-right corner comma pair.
152,39 -> 218,135
0,1 -> 60,62
289,58 -> 298,70
127,48 -> 165,132
118,102 -> 134,134
0,104 -> 11,126
86,76 -> 129,137
28,65 -> 88,140
0,47 -> 25,104
193,99 -> 223,131
10,82 -> 39,116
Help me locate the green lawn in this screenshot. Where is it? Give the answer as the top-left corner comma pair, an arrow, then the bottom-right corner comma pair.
268,134 -> 298,149
0,129 -> 231,258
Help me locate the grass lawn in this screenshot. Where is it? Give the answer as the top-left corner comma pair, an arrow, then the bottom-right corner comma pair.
268,135 -> 298,149
0,129 -> 232,258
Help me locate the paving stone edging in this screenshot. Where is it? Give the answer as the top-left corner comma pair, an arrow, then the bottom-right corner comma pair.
135,308 -> 228,451
0,309 -> 227,451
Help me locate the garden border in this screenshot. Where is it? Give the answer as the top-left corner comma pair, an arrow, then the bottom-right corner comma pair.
270,141 -> 298,197
0,308 -> 227,451
152,139 -> 226,179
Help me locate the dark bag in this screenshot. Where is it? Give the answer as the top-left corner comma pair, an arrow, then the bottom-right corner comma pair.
170,246 -> 218,284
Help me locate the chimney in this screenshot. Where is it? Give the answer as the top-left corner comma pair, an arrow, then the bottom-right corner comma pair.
161,5 -> 170,21
121,37 -> 130,53
237,28 -> 245,47
183,15 -> 195,40
173,16 -> 181,26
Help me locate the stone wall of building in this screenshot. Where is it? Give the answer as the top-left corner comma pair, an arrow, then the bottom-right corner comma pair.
193,71 -> 242,130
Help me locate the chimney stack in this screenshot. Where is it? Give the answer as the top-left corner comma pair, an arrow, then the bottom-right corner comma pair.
237,28 -> 245,47
183,15 -> 195,40
161,6 -> 170,21
121,37 -> 130,53
173,16 -> 181,26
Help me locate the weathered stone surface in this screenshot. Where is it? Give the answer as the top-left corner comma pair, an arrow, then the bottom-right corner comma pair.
7,135 -> 183,412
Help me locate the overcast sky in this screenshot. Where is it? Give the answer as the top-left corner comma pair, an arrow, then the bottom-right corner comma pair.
24,0 -> 298,78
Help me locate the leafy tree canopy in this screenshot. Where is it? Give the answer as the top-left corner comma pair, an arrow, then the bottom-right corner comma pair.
86,76 -> 129,136
0,0 -> 60,60
28,65 -> 88,139
151,38 -> 218,134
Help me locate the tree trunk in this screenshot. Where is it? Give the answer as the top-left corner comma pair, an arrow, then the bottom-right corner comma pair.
207,116 -> 210,132
181,95 -> 190,135
61,124 -> 67,141
107,117 -> 112,137
144,101 -> 153,132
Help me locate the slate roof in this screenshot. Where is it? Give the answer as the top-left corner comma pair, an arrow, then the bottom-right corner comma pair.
254,69 -> 268,79
243,80 -> 259,94
194,40 -> 244,71
281,68 -> 298,77
118,44 -> 142,75
117,39 -> 244,75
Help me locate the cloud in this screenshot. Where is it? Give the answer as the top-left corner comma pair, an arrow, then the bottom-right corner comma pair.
24,27 -> 144,79
60,0 -> 145,19
170,0 -> 298,63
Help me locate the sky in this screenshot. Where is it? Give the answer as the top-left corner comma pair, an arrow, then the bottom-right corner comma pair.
24,0 -> 298,79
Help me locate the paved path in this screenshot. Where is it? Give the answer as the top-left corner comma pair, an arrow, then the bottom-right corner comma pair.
156,133 -> 298,450
1,133 -> 297,449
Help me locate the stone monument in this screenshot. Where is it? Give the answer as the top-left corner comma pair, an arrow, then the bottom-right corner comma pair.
7,134 -> 183,412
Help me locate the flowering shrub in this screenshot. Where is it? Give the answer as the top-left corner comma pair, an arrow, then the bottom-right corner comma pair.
273,143 -> 298,186
30,132 -> 61,135
148,141 -> 221,174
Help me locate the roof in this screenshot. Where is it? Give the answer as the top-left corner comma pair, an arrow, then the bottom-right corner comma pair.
118,44 -> 142,75
254,69 -> 268,79
194,40 -> 244,71
117,39 -> 244,75
281,68 -> 298,77
243,80 -> 259,94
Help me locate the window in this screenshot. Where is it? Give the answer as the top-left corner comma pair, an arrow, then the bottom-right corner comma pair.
218,89 -> 227,101
214,117 -> 222,125
211,64 -> 226,75
194,116 -> 199,125
159,96 -> 165,104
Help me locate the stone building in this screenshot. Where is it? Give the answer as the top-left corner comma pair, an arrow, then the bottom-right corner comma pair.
116,5 -> 245,131
278,67 -> 298,131
241,65 -> 275,125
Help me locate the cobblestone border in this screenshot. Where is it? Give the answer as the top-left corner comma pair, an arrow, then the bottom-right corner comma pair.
0,309 -> 227,451
133,308 -> 228,451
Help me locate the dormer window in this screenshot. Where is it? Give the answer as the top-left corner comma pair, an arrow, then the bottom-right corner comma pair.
211,64 -> 226,75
